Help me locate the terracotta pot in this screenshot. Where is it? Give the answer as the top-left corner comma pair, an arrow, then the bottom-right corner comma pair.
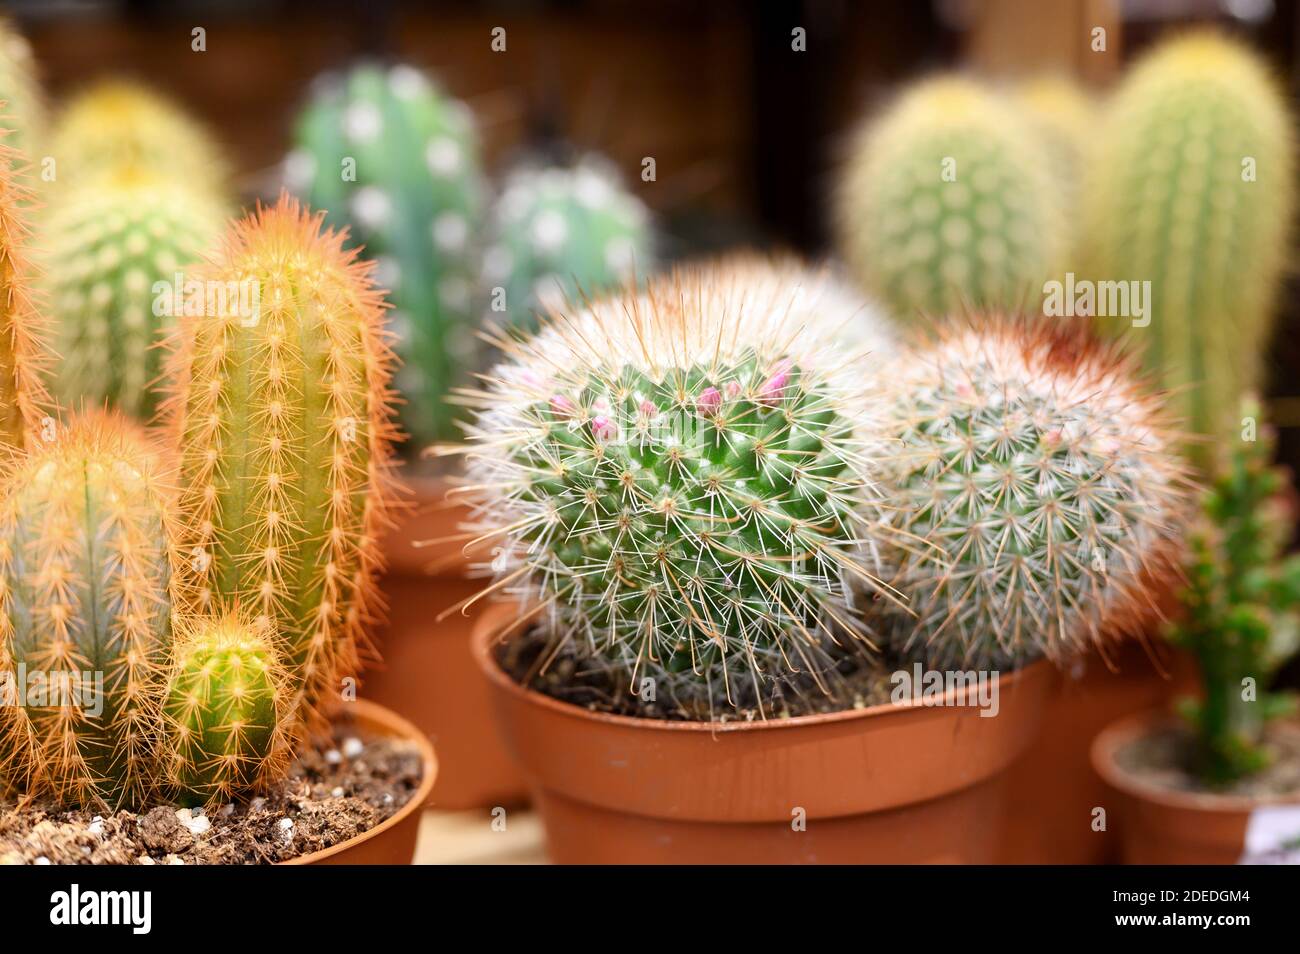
285,699 -> 437,865
997,640 -> 1198,864
472,602 -> 1056,864
362,472 -> 528,809
1092,711 -> 1300,864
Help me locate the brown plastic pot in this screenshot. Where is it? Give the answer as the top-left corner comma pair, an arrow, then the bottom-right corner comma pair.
284,699 -> 437,865
997,640 -> 1197,864
362,472 -> 528,809
472,601 -> 1056,864
1092,711 -> 1300,865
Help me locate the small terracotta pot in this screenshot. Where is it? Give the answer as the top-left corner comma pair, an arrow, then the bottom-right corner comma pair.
472,602 -> 1056,864
285,699 -> 437,865
1092,711 -> 1300,865
362,472 -> 528,809
997,640 -> 1198,864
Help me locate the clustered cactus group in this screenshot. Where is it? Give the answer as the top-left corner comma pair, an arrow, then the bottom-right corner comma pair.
0,13 -> 1293,823
0,195 -> 396,810
285,61 -> 654,447
461,28 -> 1295,737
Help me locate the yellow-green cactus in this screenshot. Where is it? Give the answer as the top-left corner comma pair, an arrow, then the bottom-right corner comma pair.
1084,32 -> 1294,452
41,168 -> 226,419
839,76 -> 1064,322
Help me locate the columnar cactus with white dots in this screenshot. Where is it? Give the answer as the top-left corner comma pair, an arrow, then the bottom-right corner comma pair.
879,321 -> 1191,670
839,77 -> 1064,322
40,168 -> 226,418
481,155 -> 653,335
286,62 -> 487,445
461,257 -> 897,713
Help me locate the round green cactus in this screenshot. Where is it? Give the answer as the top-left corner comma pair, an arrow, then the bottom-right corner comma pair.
879,321 -> 1191,670
40,168 -> 226,419
1084,31 -> 1294,454
286,61 -> 487,446
839,76 -> 1064,322
164,613 -> 291,806
462,258 -> 897,712
482,155 -> 653,335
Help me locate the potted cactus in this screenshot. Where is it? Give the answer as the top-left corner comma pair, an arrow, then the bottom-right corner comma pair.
0,196 -> 434,864
1094,402 -> 1300,864
462,258 -> 1072,863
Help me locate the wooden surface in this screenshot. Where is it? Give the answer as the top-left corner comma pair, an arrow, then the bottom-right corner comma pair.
414,808 -> 548,865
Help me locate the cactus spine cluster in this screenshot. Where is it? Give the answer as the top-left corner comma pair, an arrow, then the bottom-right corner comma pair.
0,135 -> 51,453
839,76 -> 1064,322
49,80 -> 226,193
1084,32 -> 1294,452
1168,400 -> 1300,785
167,195 -> 398,727
878,322 -> 1191,669
40,168 -> 226,418
482,155 -> 653,335
164,613 -> 291,805
0,413 -> 175,807
462,258 -> 897,712
0,17 -> 45,162
287,62 -> 486,446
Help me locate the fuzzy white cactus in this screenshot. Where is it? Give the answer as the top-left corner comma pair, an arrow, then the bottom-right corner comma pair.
878,320 -> 1192,669
459,257 -> 898,713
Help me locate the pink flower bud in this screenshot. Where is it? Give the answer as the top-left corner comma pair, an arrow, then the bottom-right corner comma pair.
696,386 -> 722,417
549,394 -> 576,418
591,415 -> 617,443
639,399 -> 658,418
757,360 -> 793,407
725,380 -> 742,398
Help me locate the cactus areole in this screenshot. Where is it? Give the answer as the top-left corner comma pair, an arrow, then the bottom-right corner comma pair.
168,195 -> 399,729
462,259 -> 898,713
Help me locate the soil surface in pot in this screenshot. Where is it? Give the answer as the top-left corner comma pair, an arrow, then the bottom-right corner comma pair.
498,624 -> 904,722
1114,721 -> 1300,799
0,724 -> 423,864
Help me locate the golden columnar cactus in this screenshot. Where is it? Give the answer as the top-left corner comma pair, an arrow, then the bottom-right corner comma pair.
0,133 -> 51,453
166,195 -> 399,728
0,412 -> 177,808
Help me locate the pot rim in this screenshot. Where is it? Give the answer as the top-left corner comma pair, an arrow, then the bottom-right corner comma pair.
471,599 -> 1050,735
281,698 -> 438,865
1090,709 -> 1300,814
